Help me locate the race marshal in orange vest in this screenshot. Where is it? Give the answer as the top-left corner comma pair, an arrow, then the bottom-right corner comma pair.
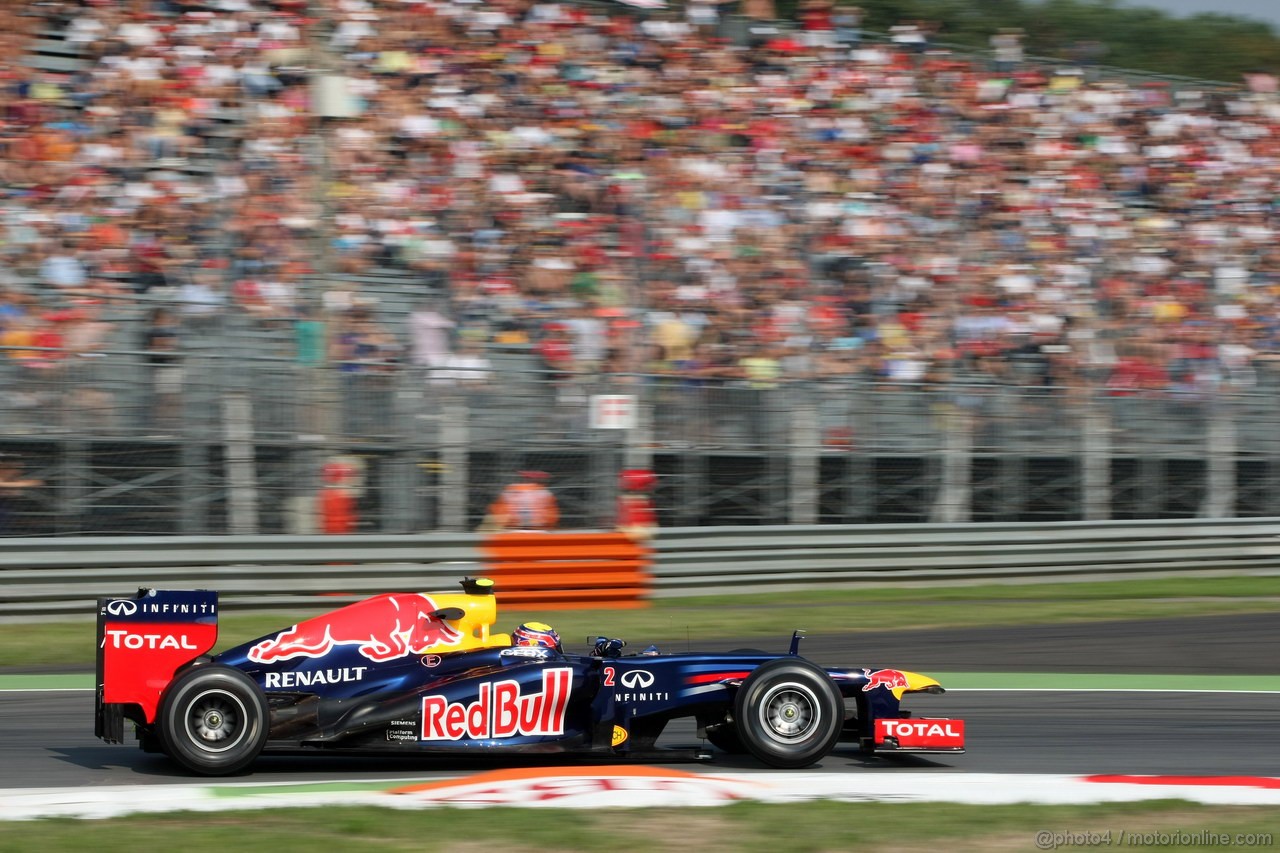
487,470 -> 559,531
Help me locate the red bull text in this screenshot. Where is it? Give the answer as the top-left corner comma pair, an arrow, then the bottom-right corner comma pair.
248,593 -> 463,664
421,668 -> 571,741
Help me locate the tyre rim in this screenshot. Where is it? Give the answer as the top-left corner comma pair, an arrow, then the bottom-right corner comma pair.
758,682 -> 821,744
184,688 -> 250,753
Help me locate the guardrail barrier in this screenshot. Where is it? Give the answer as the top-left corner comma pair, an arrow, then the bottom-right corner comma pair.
4,518 -> 1279,621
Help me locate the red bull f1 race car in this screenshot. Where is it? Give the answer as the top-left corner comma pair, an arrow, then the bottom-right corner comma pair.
95,579 -> 965,775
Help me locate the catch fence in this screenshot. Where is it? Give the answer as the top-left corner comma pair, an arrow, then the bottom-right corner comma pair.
2,346 -> 1280,535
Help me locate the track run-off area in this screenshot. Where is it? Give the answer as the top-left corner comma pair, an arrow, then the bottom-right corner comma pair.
4,613 -> 1280,818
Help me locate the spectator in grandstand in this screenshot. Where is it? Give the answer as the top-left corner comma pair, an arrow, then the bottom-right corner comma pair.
832,3 -> 863,47
535,321 -> 576,385
990,28 -> 1025,73
175,269 -> 227,329
294,304 -> 326,367
428,337 -> 493,389
56,301 -> 117,429
408,298 -> 455,369
0,453 -> 43,536
143,305 -> 183,432
39,240 -> 88,291
331,304 -> 399,435
5,0 -> 1280,418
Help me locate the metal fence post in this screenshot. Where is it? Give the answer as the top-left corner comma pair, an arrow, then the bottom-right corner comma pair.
384,450 -> 421,533
223,392 -> 259,535
1202,393 -> 1236,518
1082,396 -> 1111,520
789,388 -> 819,525
58,439 -> 89,535
440,401 -> 468,531
931,407 -> 972,523
624,396 -> 653,472
180,441 -> 209,535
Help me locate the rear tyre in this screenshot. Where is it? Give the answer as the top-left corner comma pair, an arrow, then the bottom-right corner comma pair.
159,666 -> 269,776
137,726 -> 166,755
733,658 -> 843,769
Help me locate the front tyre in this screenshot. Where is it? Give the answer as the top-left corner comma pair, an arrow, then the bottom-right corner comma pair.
159,666 -> 269,776
704,722 -> 746,754
734,658 -> 843,769
704,650 -> 770,754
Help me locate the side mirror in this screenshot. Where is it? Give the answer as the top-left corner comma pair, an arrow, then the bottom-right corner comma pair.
431,607 -> 466,622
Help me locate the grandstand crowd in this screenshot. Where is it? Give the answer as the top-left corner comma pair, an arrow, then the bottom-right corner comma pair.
3,0 -> 1280,406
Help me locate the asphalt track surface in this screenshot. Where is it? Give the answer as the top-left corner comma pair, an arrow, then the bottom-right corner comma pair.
5,613 -> 1279,789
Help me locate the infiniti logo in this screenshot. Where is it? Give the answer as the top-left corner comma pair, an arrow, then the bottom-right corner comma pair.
105,600 -> 137,617
619,669 -> 655,689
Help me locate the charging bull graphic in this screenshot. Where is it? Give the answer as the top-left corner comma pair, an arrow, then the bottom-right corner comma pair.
862,668 -> 910,692
248,593 -> 464,664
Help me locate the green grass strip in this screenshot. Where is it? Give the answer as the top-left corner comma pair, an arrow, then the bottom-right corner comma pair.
0,674 -> 93,690
5,575 -> 1280,669
209,780 -> 414,798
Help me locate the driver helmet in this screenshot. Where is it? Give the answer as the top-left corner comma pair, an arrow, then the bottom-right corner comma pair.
512,621 -> 561,653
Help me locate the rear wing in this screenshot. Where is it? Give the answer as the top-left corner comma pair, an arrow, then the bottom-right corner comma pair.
95,589 -> 218,743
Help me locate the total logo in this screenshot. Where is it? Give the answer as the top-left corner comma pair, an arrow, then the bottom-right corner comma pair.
875,718 -> 965,749
421,668 -> 570,741
101,630 -> 200,651
879,720 -> 962,738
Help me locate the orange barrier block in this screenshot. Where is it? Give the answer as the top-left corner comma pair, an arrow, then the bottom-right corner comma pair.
480,532 -> 652,610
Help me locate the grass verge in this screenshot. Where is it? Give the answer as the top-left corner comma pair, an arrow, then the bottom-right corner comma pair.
4,575 -> 1279,669
1,801 -> 1276,852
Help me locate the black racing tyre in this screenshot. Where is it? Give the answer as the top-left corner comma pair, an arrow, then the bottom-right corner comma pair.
704,722 -> 746,754
733,658 -> 843,769
137,726 -> 166,755
704,649 -> 770,753
159,665 -> 269,776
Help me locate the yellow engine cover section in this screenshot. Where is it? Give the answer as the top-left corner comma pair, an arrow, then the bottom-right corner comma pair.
429,591 -> 511,650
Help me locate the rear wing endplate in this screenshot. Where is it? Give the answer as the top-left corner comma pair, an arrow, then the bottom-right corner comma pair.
95,589 -> 218,741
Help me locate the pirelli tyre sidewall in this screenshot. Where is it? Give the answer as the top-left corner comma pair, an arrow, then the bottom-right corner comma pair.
733,658 -> 843,769
159,665 -> 269,776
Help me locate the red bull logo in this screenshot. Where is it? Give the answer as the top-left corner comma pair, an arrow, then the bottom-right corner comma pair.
862,668 -> 910,692
421,667 -> 571,741
248,593 -> 463,664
